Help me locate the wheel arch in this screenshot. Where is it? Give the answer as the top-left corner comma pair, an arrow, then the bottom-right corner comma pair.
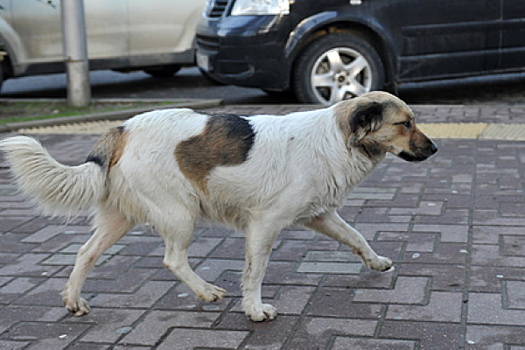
285,14 -> 398,92
0,15 -> 29,78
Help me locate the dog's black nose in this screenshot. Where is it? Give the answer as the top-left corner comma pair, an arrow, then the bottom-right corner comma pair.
430,141 -> 438,154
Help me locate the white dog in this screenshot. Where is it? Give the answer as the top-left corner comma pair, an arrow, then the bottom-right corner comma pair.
0,91 -> 437,322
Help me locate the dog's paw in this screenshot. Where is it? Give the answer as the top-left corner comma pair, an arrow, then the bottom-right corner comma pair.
197,283 -> 226,302
64,296 -> 90,316
364,255 -> 393,272
245,303 -> 277,322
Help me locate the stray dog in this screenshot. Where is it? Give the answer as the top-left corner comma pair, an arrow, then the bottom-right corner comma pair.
0,91 -> 437,322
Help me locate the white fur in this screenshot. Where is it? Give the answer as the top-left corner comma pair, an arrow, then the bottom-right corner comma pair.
0,136 -> 105,218
0,100 -> 398,322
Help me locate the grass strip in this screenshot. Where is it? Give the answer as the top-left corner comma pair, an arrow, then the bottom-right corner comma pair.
0,100 -> 176,125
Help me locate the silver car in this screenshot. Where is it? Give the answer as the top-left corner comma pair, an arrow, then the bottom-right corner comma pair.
0,0 -> 206,91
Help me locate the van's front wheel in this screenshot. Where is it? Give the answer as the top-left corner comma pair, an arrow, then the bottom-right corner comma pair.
293,33 -> 385,105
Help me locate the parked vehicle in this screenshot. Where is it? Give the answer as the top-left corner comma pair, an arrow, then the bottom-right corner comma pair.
196,0 -> 525,105
0,0 -> 206,91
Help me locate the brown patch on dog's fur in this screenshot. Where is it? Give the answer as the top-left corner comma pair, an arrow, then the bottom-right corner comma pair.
86,126 -> 128,172
387,123 -> 436,161
175,114 -> 255,193
109,127 -> 128,170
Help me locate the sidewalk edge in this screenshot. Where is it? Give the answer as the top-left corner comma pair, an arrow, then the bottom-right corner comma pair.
0,98 -> 223,133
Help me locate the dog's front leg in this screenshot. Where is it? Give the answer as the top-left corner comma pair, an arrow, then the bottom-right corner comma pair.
305,211 -> 393,272
242,221 -> 281,322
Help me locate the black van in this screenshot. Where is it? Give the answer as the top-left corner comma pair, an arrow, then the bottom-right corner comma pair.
196,0 -> 525,105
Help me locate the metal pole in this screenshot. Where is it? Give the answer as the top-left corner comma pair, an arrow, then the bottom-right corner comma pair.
61,0 -> 91,106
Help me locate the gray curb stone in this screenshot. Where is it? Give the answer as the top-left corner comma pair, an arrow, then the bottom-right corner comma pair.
0,98 -> 222,133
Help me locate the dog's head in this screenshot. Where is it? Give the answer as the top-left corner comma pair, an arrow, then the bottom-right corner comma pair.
335,91 -> 438,162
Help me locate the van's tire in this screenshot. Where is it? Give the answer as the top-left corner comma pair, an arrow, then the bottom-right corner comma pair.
143,65 -> 181,78
293,32 -> 385,105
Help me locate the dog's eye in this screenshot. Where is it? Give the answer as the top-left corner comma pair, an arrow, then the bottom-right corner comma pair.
395,121 -> 412,129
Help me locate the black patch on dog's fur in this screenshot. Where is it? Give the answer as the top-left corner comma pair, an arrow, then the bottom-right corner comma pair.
210,114 -> 255,157
86,125 -> 126,168
350,102 -> 384,133
86,154 -> 104,167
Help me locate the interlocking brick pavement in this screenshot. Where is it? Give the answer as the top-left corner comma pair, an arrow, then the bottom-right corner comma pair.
1,104 -> 525,349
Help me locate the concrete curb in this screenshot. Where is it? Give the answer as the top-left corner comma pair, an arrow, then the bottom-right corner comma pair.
0,98 -> 223,133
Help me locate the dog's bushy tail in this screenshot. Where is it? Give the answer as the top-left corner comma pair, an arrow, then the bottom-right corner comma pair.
0,136 -> 106,218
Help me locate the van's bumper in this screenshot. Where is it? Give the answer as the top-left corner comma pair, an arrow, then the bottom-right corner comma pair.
196,15 -> 291,90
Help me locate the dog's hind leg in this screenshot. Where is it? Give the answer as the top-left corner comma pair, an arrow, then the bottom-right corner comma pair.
159,214 -> 226,303
305,211 -> 393,272
242,220 -> 282,322
63,206 -> 134,316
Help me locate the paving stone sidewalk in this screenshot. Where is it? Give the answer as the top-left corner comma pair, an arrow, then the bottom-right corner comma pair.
0,104 -> 524,349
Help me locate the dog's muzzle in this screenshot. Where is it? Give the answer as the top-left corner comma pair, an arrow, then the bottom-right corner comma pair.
399,140 -> 438,162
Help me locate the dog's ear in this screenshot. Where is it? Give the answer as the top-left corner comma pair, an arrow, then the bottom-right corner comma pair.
349,101 -> 384,135
348,101 -> 385,156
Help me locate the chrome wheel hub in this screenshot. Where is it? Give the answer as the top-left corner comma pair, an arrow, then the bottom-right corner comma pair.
310,47 -> 372,105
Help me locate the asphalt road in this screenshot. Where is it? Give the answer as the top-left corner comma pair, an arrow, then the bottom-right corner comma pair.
2,67 -> 525,105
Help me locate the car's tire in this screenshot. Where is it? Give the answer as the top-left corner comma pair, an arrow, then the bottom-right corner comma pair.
293,32 -> 385,105
143,65 -> 181,78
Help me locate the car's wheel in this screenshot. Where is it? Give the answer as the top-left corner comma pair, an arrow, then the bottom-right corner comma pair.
293,32 -> 385,105
143,65 -> 181,78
